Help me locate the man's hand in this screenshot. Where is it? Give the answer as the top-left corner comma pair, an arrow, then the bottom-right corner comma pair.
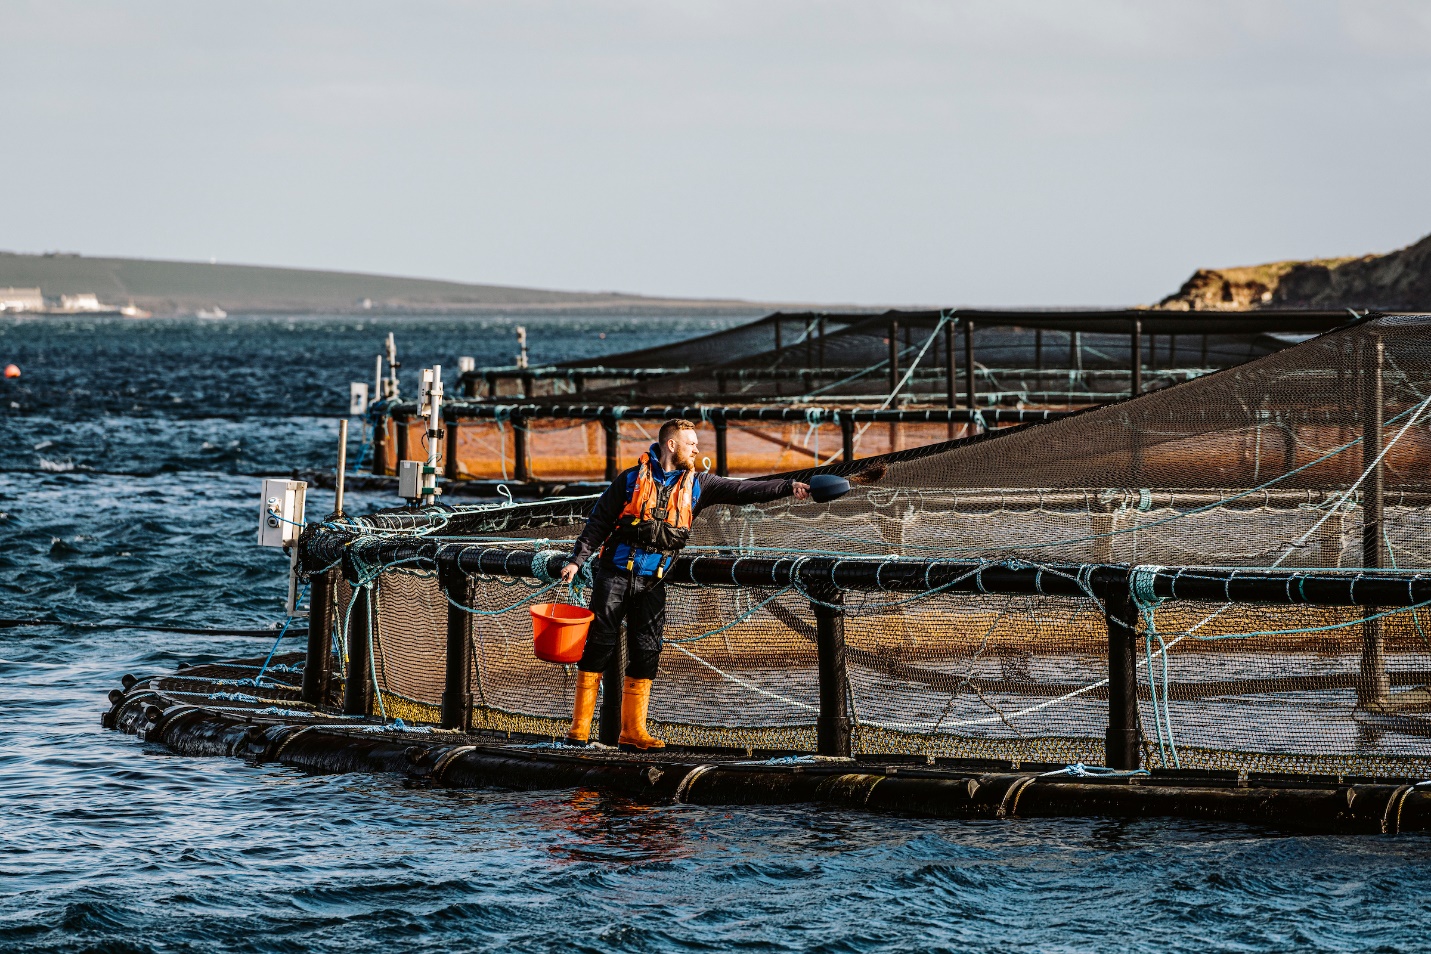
559,562 -> 580,584
791,481 -> 811,501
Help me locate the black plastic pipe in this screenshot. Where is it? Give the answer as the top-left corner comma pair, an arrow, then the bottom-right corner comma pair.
1103,587 -> 1141,770
812,589 -> 852,757
342,583 -> 373,717
440,562 -> 472,730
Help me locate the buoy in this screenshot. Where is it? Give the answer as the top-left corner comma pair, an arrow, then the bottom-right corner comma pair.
3,364 -> 18,379
530,602 -> 594,663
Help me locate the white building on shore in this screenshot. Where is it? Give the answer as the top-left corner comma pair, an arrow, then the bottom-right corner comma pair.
0,287 -> 44,312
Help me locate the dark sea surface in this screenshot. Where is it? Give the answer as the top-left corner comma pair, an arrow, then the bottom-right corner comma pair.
2,314 -> 1429,954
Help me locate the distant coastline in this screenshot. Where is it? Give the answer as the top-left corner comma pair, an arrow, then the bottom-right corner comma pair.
0,251 -> 784,318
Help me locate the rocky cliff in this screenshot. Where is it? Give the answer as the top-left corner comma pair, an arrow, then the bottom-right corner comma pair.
1157,232 -> 1431,312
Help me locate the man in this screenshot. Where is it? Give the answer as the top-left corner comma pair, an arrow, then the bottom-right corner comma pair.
558,418 -> 810,751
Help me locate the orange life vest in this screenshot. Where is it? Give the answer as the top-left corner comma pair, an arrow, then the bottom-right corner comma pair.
608,453 -> 695,571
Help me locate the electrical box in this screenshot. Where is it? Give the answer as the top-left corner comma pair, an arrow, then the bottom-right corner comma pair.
257,479 -> 306,547
457,356 -> 475,374
398,460 -> 423,500
349,381 -> 369,415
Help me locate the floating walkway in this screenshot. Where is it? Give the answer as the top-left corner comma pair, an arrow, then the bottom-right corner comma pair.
104,654 -> 1431,834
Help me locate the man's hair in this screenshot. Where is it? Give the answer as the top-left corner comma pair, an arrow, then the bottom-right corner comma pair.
658,419 -> 697,446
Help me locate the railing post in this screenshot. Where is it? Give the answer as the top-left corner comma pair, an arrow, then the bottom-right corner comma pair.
1103,573 -> 1141,770
888,320 -> 900,397
714,418 -> 729,476
964,320 -> 977,412
1131,318 -> 1143,397
840,414 -> 855,462
302,569 -> 334,706
603,413 -> 619,481
513,412 -> 530,483
812,587 -> 852,757
1360,335 -> 1389,708
440,561 -> 473,730
443,414 -> 460,480
343,582 -> 373,717
944,319 -> 957,410
598,640 -> 624,746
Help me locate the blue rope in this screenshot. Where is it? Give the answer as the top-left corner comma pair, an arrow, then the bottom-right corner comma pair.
252,583 -> 309,689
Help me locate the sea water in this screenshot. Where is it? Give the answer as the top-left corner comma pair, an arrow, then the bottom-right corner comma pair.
2,315 -> 1429,953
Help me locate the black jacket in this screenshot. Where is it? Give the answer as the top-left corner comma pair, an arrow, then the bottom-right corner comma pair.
567,467 -> 794,570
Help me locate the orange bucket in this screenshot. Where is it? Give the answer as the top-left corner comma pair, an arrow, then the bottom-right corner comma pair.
530,602 -> 595,664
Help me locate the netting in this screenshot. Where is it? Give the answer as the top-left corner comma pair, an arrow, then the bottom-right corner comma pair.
574,312 -> 1294,406
325,314 -> 1431,776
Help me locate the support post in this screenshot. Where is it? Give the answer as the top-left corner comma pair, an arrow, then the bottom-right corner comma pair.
1035,328 -> 1043,372
812,588 -> 852,757
1360,335 -> 1389,708
964,320 -> 977,413
817,317 -> 827,369
1130,319 -> 1143,397
603,414 -> 619,481
301,570 -> 335,706
598,639 -> 624,746
714,418 -> 729,476
888,320 -> 900,398
1103,576 -> 1141,770
440,563 -> 473,730
444,417 -> 460,480
513,413 -> 529,483
343,584 -> 373,717
840,414 -> 855,462
944,319 -> 957,410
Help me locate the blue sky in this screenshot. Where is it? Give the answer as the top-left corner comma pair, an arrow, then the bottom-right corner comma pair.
3,0 -> 1430,305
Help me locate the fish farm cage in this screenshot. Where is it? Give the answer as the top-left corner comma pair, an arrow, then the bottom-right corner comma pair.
103,312 -> 1431,834
366,308 -> 1363,483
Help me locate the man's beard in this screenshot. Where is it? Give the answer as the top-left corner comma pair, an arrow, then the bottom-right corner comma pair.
672,445 -> 698,470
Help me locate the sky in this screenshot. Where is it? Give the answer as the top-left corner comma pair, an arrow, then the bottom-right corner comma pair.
3,0 -> 1431,307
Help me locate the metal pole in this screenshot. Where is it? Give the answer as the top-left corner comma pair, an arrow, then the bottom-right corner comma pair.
812,588 -> 852,757
1103,575 -> 1141,770
440,563 -> 473,730
1360,335 -> 1389,708
334,419 -> 348,517
714,419 -> 729,476
964,320 -> 976,413
603,414 -> 619,481
1130,319 -> 1143,397
301,570 -> 334,706
888,320 -> 900,398
342,584 -> 373,717
840,415 -> 855,462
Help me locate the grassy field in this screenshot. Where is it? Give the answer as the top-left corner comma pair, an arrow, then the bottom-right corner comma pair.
0,252 -> 762,316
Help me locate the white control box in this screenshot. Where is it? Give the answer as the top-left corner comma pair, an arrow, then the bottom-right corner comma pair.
398,460 -> 424,500
257,479 -> 307,547
349,381 -> 369,415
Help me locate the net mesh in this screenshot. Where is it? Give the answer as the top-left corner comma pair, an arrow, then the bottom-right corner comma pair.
337,314 -> 1431,775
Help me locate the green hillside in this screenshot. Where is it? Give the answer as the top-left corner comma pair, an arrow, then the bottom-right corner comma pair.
0,252 -> 758,316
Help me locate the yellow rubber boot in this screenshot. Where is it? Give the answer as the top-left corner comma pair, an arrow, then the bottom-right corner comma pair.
565,670 -> 602,746
618,676 -> 666,752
